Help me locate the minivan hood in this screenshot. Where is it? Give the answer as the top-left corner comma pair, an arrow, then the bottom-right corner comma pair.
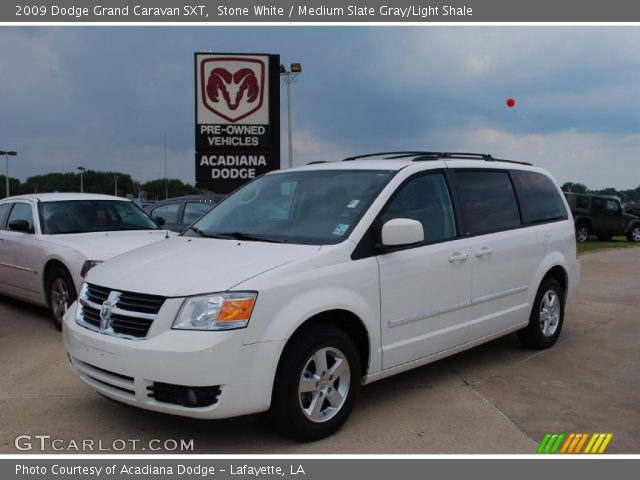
85,236 -> 321,297
43,230 -> 173,259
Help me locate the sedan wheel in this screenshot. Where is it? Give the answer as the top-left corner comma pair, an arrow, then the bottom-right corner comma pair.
47,266 -> 77,330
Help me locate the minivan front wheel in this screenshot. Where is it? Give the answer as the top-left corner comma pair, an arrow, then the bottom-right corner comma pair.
518,278 -> 565,349
270,324 -> 361,441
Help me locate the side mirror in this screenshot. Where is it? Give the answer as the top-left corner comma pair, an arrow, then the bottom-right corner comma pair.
153,216 -> 166,227
381,218 -> 424,247
8,219 -> 32,233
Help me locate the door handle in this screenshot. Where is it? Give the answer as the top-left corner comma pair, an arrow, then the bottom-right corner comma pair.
448,252 -> 469,263
475,247 -> 493,258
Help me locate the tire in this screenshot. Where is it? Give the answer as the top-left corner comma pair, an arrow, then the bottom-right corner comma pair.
627,225 -> 640,243
270,324 -> 361,441
518,278 -> 565,350
597,234 -> 612,241
575,223 -> 590,242
46,266 -> 77,330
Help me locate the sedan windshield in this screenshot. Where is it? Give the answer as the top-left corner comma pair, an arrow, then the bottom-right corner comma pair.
186,169 -> 394,244
41,200 -> 159,234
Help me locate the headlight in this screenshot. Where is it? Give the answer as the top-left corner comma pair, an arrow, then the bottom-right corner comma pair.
173,292 -> 257,331
81,260 -> 103,277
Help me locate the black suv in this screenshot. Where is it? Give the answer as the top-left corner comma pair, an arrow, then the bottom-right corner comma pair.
564,192 -> 640,242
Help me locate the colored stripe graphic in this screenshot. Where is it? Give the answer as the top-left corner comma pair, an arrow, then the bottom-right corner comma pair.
538,433 -> 613,454
584,433 -> 613,454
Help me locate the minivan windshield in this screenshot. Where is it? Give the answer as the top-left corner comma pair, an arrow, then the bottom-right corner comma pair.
41,200 -> 159,234
186,169 -> 394,244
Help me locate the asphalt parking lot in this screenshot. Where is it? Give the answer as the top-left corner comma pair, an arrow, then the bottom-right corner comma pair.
1,248 -> 638,454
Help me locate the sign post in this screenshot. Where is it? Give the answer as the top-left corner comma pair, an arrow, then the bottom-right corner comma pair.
195,52 -> 280,194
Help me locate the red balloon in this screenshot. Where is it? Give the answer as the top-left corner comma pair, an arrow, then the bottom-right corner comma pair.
506,97 -> 516,108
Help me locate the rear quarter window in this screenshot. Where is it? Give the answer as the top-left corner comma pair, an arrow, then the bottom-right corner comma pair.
511,171 -> 568,224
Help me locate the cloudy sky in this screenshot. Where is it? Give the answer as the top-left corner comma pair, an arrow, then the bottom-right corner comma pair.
1,26 -> 639,189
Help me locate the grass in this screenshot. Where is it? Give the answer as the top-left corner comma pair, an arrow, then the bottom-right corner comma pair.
578,235 -> 640,255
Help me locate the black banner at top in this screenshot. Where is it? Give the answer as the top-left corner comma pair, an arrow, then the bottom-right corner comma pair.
4,0 -> 640,22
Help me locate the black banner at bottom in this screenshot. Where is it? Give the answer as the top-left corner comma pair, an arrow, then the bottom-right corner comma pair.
3,458 -> 637,480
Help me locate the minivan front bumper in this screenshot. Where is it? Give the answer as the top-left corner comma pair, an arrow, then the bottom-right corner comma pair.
62,301 -> 285,419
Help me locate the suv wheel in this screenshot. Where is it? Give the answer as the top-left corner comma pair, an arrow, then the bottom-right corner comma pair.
518,278 -> 565,349
575,223 -> 590,242
47,266 -> 77,330
270,324 -> 361,441
627,226 -> 640,243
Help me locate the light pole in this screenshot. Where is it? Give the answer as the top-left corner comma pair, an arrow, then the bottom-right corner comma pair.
0,150 -> 17,197
114,175 -> 118,196
280,63 -> 302,169
77,166 -> 86,193
164,133 -> 169,200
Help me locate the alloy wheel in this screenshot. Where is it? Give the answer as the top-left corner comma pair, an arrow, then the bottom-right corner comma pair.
298,347 -> 351,423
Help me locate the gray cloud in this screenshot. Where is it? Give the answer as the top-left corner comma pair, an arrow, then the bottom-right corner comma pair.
1,26 -> 639,189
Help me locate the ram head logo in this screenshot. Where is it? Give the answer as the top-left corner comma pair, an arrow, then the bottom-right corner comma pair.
200,57 -> 266,123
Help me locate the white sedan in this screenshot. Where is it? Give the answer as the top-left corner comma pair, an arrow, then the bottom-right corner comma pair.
0,193 -> 172,329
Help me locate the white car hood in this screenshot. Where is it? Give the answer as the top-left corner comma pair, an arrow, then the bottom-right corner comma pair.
43,230 -> 173,259
84,236 -> 322,297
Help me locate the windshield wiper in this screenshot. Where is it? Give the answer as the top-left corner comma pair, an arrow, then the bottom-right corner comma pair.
188,227 -> 285,243
188,226 -> 221,238
211,231 -> 287,243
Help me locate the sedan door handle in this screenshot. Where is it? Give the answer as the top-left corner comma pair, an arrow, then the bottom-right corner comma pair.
448,252 -> 469,263
475,247 -> 493,258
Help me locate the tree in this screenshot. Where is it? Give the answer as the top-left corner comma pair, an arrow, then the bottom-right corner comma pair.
561,182 -> 588,193
0,176 -> 21,198
141,179 -> 199,200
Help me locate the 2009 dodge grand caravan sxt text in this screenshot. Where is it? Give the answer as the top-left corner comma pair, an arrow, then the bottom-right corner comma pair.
63,152 -> 580,440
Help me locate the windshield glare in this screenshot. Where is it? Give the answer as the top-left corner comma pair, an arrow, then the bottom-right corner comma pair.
41,200 -> 159,234
188,169 -> 394,244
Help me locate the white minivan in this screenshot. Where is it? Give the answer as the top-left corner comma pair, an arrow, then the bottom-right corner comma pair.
63,152 -> 580,440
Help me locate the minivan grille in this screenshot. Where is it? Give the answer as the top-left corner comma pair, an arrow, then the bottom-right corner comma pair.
78,283 -> 165,339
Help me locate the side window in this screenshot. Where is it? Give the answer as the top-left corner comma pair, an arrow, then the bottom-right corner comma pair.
456,171 -> 521,235
592,198 -> 604,210
511,171 -> 568,224
151,203 -> 180,224
183,202 -> 213,224
7,202 -> 34,232
576,196 -> 589,209
605,200 -> 619,212
0,204 -> 12,229
381,173 -> 457,243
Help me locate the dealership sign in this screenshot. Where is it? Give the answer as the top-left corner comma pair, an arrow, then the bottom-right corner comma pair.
195,53 -> 280,193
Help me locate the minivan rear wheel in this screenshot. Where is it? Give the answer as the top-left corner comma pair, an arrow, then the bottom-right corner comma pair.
270,324 -> 361,441
518,278 -> 565,349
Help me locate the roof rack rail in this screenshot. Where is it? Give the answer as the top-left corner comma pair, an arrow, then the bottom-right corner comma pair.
306,160 -> 330,165
342,151 -> 532,166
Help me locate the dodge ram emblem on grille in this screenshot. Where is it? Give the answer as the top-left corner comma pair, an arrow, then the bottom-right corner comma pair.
100,291 -> 121,332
